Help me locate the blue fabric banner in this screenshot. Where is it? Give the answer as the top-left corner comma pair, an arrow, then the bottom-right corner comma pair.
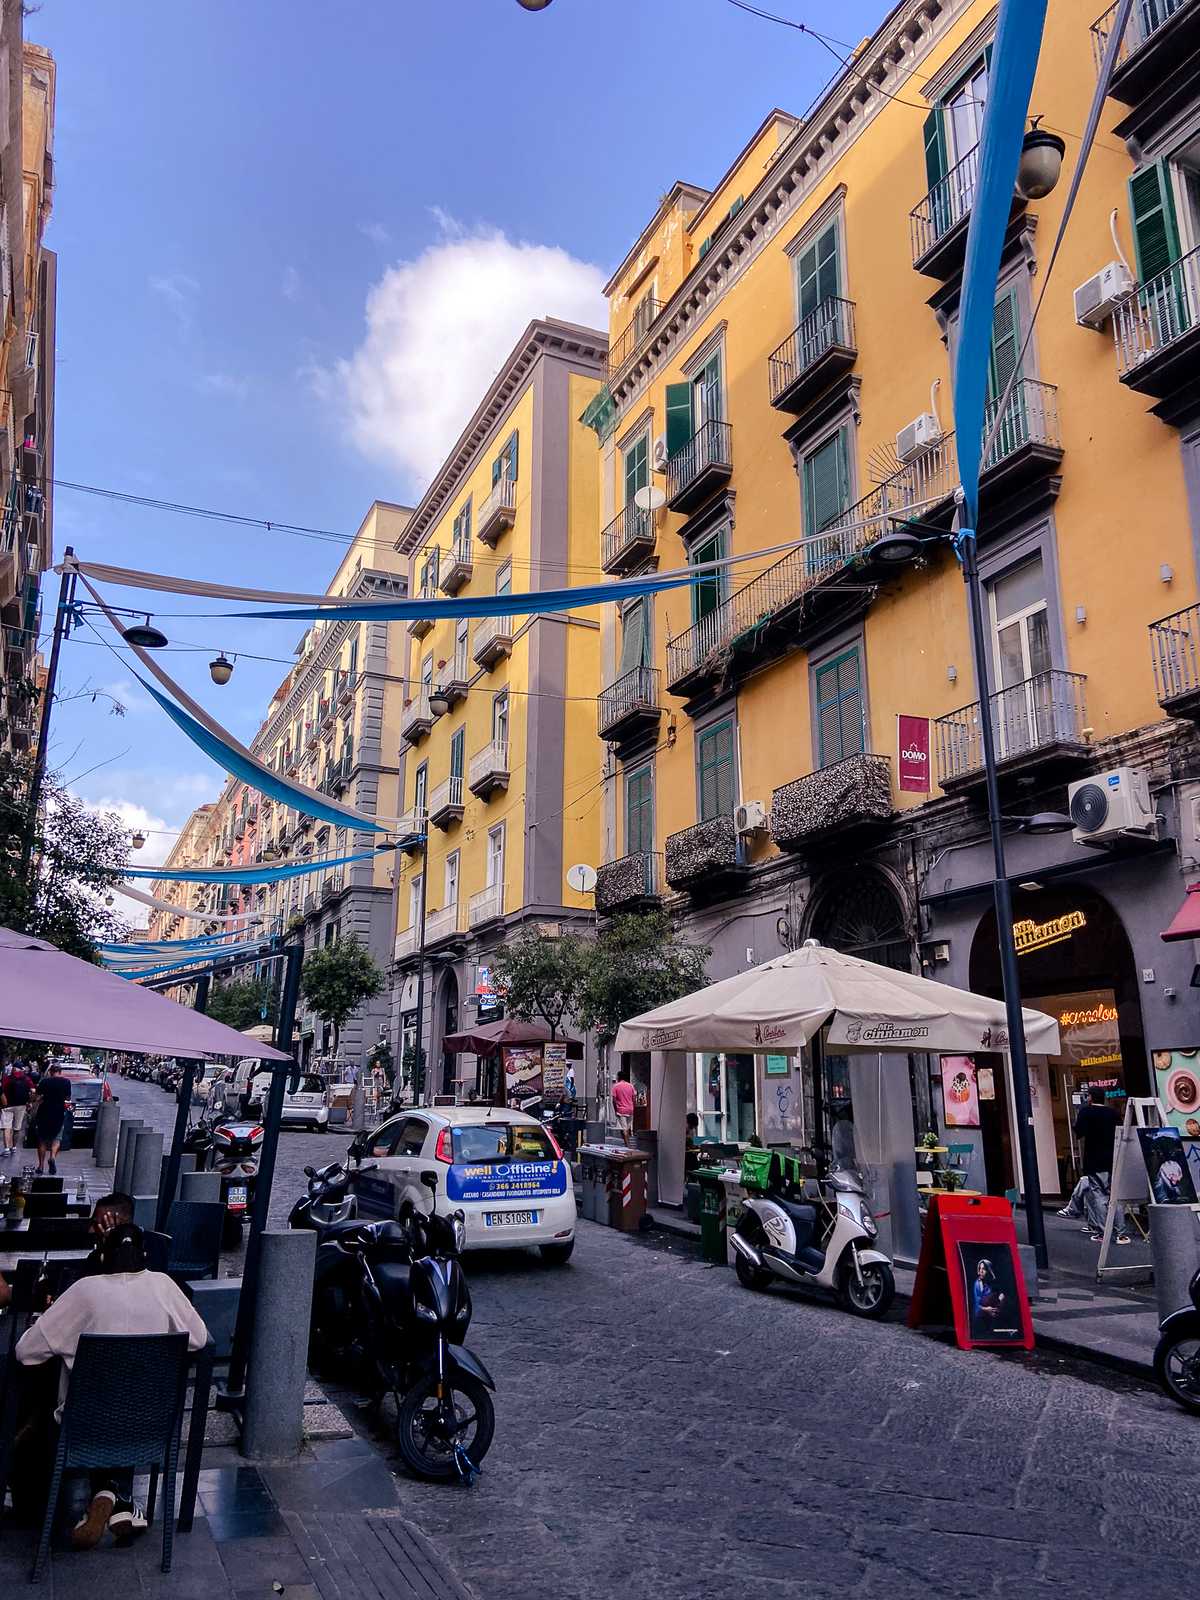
121,846 -> 385,885
953,0 -> 1048,531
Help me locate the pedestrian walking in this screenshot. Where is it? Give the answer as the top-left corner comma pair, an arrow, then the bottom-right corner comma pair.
1073,1087 -> 1130,1244
30,1061 -> 72,1176
1,1060 -> 35,1157
611,1069 -> 636,1145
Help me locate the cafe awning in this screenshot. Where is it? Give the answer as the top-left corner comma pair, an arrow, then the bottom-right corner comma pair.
441,1018 -> 583,1059
1160,882 -> 1200,943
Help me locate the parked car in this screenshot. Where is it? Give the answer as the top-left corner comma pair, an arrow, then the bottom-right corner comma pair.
246,1068 -> 329,1131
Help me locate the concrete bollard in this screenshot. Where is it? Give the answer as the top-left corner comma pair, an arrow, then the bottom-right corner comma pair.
130,1129 -> 164,1201
350,1081 -> 365,1132
1017,1243 -> 1039,1304
1150,1204 -> 1200,1322
114,1120 -> 144,1194
181,1169 -> 223,1205
159,1151 -> 196,1205
242,1229 -> 317,1460
93,1100 -> 120,1170
132,1195 -> 158,1230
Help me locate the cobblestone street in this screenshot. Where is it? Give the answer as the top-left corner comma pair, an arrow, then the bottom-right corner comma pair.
108,1077 -> 1200,1600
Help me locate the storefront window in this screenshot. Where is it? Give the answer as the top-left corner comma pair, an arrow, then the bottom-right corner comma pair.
692,1052 -> 758,1144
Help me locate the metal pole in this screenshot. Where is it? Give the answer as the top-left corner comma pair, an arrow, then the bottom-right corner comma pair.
19,548 -> 75,884
412,843 -> 429,1104
224,938 -> 303,1402
158,973 -> 209,1231
959,526 -> 1048,1268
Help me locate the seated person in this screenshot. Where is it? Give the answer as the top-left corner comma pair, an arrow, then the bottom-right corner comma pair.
14,1222 -> 208,1549
76,1191 -> 135,1277
685,1112 -> 703,1173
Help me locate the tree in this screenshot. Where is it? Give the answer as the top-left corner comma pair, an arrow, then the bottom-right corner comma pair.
0,751 -> 129,961
491,927 -> 589,1038
300,936 -> 385,1059
207,976 -> 277,1033
577,910 -> 710,1045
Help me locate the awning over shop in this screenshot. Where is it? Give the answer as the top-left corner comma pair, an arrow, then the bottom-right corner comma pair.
1160,883 -> 1200,943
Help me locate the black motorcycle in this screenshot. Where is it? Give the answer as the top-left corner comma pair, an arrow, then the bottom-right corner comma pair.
1154,1265 -> 1200,1414
289,1159 -> 357,1231
296,1166 -> 495,1482
184,1110 -> 263,1249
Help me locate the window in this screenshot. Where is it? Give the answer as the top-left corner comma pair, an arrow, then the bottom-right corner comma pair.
803,430 -> 852,540
692,1053 -> 758,1145
421,654 -> 433,688
396,1118 -> 429,1157
618,598 -> 650,676
625,763 -> 654,856
492,691 -> 509,747
690,529 -> 726,624
444,850 -> 460,906
990,556 -> 1050,691
692,349 -> 722,431
491,430 -> 518,486
922,47 -> 991,226
453,498 -> 472,549
487,824 -> 505,888
409,873 -> 423,929
630,290 -> 658,344
495,560 -> 512,597
451,1123 -> 556,1162
623,432 -> 649,509
454,618 -> 469,677
414,761 -> 428,818
814,646 -> 865,768
796,222 -> 839,324
450,725 -> 465,780
347,635 -> 359,678
696,718 -> 736,821
944,55 -> 989,165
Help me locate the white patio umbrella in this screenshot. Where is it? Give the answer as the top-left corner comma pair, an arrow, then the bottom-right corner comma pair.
614,941 -> 1060,1058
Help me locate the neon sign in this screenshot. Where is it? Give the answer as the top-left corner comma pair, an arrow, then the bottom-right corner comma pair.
1013,910 -> 1086,955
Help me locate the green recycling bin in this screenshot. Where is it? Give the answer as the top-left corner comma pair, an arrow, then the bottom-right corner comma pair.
696,1168 -> 728,1264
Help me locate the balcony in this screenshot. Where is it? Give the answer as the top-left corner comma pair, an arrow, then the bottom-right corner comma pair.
980,378 -> 1063,491
337,671 -> 357,708
468,739 -> 509,799
1150,602 -> 1200,718
428,774 -> 465,829
477,477 -> 517,547
1091,0 -> 1200,108
401,688 -> 435,745
771,753 -> 893,853
433,658 -> 469,708
439,538 -> 474,594
606,297 -> 664,379
318,695 -> 333,728
910,145 -> 1023,279
396,807 -> 427,848
473,615 -> 513,668
303,892 -> 317,918
321,872 -> 344,903
425,901 -> 466,945
393,927 -> 418,964
598,665 -> 661,743
1112,245 -> 1200,421
664,814 -> 747,895
935,670 -> 1089,790
407,598 -> 436,640
595,851 -> 662,915
768,297 -> 857,414
468,882 -> 505,928
666,419 -> 733,515
600,503 -> 655,576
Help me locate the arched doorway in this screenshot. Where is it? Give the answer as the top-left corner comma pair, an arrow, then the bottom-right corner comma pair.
438,969 -> 460,1096
969,883 -> 1145,1195
809,866 -> 912,971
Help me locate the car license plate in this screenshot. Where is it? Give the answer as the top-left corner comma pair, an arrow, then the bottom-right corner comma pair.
228,1185 -> 248,1208
485,1210 -> 538,1227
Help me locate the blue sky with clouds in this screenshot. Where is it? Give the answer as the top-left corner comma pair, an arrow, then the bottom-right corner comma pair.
30,0 -> 885,900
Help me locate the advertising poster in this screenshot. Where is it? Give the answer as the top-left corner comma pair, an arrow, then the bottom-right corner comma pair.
446,1159 -> 568,1205
897,714 -> 931,793
957,1241 -> 1024,1344
1152,1048 -> 1200,1193
941,1056 -> 980,1129
1137,1126 -> 1199,1205
542,1042 -> 568,1099
977,1066 -> 996,1102
504,1046 -> 542,1104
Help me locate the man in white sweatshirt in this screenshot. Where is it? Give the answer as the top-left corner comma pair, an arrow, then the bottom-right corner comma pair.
15,1222 -> 209,1549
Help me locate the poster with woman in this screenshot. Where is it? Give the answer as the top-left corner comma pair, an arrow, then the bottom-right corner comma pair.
941,1057 -> 980,1129
1150,1049 -> 1200,1195
957,1242 -> 1024,1344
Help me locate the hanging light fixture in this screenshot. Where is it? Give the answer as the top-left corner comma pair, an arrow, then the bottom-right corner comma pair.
209,653 -> 234,686
104,894 -> 114,906
515,0 -> 554,8
131,830 -> 146,850
1016,117 -> 1066,201
121,614 -> 169,649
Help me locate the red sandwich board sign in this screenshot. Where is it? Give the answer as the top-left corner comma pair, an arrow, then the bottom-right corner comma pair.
908,1194 -> 1035,1351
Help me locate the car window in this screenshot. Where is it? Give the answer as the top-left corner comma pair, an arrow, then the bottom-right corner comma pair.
68,1080 -> 103,1103
298,1074 -> 325,1094
451,1124 -> 556,1162
397,1118 -> 428,1157
369,1117 -> 406,1158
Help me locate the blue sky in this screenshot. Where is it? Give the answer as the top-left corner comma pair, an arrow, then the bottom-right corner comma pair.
31,0 -> 884,899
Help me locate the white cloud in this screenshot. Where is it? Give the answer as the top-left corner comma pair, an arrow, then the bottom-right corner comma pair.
197,371 -> 250,401
281,264 -> 302,303
326,218 -> 607,486
149,272 -> 200,332
75,797 -> 175,931
358,221 -> 390,245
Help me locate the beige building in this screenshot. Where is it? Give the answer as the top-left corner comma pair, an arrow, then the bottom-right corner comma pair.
147,804 -> 217,944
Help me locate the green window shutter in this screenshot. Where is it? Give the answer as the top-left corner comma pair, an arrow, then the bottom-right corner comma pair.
491,454 -> 501,486
507,431 -> 519,482
1129,161 -> 1181,283
618,599 -> 647,676
815,647 -> 864,767
797,224 -> 840,321
697,720 -> 734,822
625,766 -> 653,856
923,107 -> 946,192
987,289 -> 1022,402
803,429 -> 850,538
665,382 -> 693,458
623,434 -> 648,504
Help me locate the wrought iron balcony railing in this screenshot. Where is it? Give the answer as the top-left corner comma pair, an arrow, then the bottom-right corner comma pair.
768,297 -> 856,408
595,851 -> 661,914
428,774 -> 465,827
1090,0 -> 1189,72
935,670 -> 1087,784
666,418 -> 732,511
664,814 -> 745,890
468,739 -> 509,797
440,536 -> 474,594
606,297 -> 664,377
910,143 -> 980,266
1112,243 -> 1200,380
473,615 -> 513,667
598,665 -> 660,739
600,503 -> 654,574
478,477 -> 517,546
1150,601 -> 1200,706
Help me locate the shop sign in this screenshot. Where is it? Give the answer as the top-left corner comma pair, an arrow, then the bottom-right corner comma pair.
542,1041 -> 568,1097
764,1053 -> 790,1076
504,1045 -> 542,1102
1012,910 -> 1086,955
1033,989 -> 1121,1072
909,1194 -> 1035,1351
446,1160 -> 568,1205
897,714 -> 931,793
1150,1050 -> 1200,1193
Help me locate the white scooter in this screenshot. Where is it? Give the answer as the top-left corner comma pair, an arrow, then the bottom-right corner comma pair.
729,1159 -> 895,1318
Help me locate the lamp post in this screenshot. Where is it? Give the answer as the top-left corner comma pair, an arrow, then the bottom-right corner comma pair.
411,842 -> 429,1103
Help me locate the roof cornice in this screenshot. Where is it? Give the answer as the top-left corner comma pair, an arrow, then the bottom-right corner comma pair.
398,317 -> 607,556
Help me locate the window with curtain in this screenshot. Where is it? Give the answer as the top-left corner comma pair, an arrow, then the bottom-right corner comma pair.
696,718 -> 736,822
814,646 -> 865,768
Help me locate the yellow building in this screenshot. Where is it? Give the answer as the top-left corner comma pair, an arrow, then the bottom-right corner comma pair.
590,0 -> 1200,1242
391,318 -> 606,1099
0,17 -> 55,758
148,804 -> 217,944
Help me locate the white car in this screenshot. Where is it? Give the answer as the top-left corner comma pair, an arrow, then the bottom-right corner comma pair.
348,1106 -> 576,1264
246,1069 -> 330,1131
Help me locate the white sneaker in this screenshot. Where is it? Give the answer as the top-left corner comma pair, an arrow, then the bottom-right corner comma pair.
109,1501 -> 149,1545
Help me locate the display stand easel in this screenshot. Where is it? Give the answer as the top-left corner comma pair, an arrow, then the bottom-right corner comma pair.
1096,1097 -> 1165,1281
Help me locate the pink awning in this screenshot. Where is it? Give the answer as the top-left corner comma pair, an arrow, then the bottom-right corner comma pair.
1161,883 -> 1200,943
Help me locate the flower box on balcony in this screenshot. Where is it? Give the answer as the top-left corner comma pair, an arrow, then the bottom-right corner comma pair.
664,814 -> 746,893
595,852 -> 661,914
771,753 -> 893,852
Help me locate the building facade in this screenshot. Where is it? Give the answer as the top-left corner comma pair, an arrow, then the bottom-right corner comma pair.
147,803 -> 216,944
0,12 -> 54,759
590,0 -> 1200,1249
390,318 -> 606,1100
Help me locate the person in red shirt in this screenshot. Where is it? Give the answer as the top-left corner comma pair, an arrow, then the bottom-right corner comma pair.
611,1070 -> 636,1146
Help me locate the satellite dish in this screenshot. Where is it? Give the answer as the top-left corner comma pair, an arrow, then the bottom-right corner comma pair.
633,485 -> 666,513
566,863 -> 597,895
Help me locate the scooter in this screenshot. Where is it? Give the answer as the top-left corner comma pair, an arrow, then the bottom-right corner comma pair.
289,1159 -> 357,1230
730,1158 -> 895,1318
1154,1265 -> 1200,1413
184,1108 -> 263,1249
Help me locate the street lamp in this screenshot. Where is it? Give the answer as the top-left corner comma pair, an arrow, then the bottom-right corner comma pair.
1017,119 -> 1066,201
870,520 -> 1067,1266
131,830 -> 146,851
121,615 -> 169,649
428,685 -> 452,717
209,653 -> 234,686
514,0 -> 554,8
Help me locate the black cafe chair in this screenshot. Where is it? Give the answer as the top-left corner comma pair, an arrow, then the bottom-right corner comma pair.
30,1332 -> 191,1580
163,1203 -> 223,1283
23,1194 -> 68,1220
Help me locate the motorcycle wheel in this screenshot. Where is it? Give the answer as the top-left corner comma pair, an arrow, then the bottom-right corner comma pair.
733,1241 -> 771,1292
395,1373 -> 495,1482
1153,1333 -> 1200,1413
836,1257 -> 895,1318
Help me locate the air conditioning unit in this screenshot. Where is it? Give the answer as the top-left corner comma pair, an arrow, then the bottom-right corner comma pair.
735,799 -> 769,836
1068,766 -> 1156,848
896,413 -> 941,463
1074,261 -> 1134,330
652,435 -> 668,470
